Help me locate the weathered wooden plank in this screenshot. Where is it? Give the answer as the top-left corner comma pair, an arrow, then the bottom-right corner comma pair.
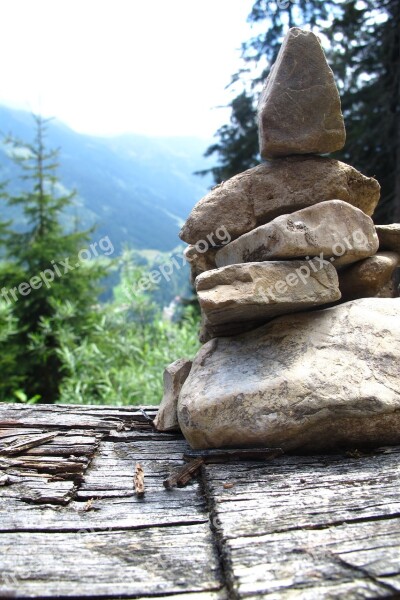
0,422 -> 209,574
0,403 -> 158,431
0,424 -> 102,505
75,439 -> 195,501
0,436 -> 208,531
0,495 -> 209,533
2,404 -> 400,599
203,450 -> 400,598
0,429 -> 101,454
0,476 -> 77,505
204,450 -> 400,537
100,437 -> 193,456
0,427 -> 47,439
0,526 -> 223,597
0,404 -> 224,597
238,581 -> 389,599
223,519 -> 400,597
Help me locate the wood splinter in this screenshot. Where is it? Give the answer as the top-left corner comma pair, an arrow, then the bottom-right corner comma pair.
134,462 -> 145,497
0,432 -> 60,457
163,458 -> 204,489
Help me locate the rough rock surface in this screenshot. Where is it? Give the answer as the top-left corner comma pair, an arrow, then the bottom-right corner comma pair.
179,157 -> 380,245
153,358 -> 192,432
339,252 -> 400,301
376,224 -> 400,253
258,28 -> 345,158
216,200 -> 378,269
178,298 -> 400,451
196,260 -> 341,338
184,245 -> 218,284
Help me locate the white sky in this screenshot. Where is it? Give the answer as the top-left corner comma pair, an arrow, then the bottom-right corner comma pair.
0,0 -> 258,138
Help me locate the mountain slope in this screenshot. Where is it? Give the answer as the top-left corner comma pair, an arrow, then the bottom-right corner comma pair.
0,104 -> 212,253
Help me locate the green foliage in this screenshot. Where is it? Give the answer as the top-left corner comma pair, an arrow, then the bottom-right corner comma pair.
0,117 -> 200,407
12,390 -> 41,405
201,1 -> 400,222
0,298 -> 23,399
113,246 -> 193,313
1,115 -> 109,402
54,258 -> 200,406
329,0 -> 400,223
0,179 -> 23,400
0,179 -> 11,240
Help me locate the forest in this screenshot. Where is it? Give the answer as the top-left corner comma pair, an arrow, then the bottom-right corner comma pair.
0,0 -> 399,406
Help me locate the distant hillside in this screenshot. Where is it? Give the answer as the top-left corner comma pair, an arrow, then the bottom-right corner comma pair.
0,104 -> 212,254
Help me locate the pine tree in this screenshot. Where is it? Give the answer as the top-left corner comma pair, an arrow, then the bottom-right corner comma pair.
0,299 -> 24,400
1,115 -> 108,403
0,178 -> 23,399
0,180 -> 10,238
329,0 -> 400,223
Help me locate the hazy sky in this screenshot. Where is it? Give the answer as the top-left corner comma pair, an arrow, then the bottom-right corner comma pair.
0,0 -> 260,138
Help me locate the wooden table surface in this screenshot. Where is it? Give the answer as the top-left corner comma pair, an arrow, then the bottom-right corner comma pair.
0,403 -> 399,599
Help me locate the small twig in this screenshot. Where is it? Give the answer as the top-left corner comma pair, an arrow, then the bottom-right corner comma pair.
183,447 -> 284,463
163,458 -> 204,489
134,462 -> 145,497
0,432 -> 59,457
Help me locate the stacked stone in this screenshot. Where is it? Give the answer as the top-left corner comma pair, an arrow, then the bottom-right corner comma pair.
155,28 -> 400,451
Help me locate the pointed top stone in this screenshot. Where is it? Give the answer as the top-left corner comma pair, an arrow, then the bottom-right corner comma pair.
258,27 -> 346,159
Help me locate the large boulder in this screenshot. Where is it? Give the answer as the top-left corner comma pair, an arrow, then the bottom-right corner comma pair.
196,260 -> 341,338
216,200 -> 378,269
179,156 -> 380,245
178,298 -> 400,451
258,28 -> 345,158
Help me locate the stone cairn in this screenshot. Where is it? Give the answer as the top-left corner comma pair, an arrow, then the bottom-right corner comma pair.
155,28 -> 400,452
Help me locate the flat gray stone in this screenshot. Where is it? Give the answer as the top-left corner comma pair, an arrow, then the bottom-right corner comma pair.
196,260 -> 341,339
216,200 -> 379,269
153,358 -> 192,432
178,298 -> 400,451
258,28 -> 345,158
179,156 -> 380,246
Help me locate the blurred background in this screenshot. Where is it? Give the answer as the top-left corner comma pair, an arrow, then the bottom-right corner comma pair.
0,0 -> 398,406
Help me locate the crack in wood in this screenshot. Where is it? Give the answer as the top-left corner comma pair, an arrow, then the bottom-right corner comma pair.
2,405 -> 400,598
199,465 -> 240,600
209,511 -> 400,541
335,553 -> 400,595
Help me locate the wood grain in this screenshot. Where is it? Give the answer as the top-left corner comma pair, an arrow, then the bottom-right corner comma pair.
1,403 -> 400,598
0,404 -> 224,598
202,450 -> 400,597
